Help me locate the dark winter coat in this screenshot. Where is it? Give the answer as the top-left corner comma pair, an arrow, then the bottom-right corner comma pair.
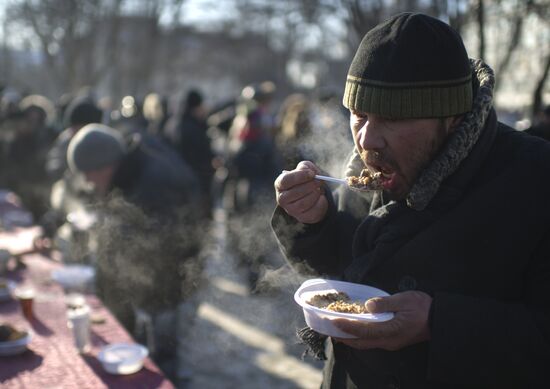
525,122 -> 550,142
110,134 -> 200,218
95,134 -> 203,327
176,114 -> 214,192
272,65 -> 550,388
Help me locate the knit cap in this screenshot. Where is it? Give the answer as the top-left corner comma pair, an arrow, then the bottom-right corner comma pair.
67,124 -> 126,173
343,12 -> 472,118
64,97 -> 103,128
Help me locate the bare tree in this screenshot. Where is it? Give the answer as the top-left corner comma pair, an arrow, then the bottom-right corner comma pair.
3,0 -> 546,112
338,0 -> 467,50
5,0 -> 126,95
340,0 -> 386,49
532,53 -> 550,117
492,0 -> 536,93
528,0 -> 550,116
474,0 -> 486,59
447,0 -> 468,33
227,0 -> 346,90
7,0 -> 122,90
0,13 -> 12,83
4,0 -> 189,98
460,0 -> 550,114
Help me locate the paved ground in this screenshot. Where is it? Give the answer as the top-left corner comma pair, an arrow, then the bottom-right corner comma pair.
183,208 -> 323,389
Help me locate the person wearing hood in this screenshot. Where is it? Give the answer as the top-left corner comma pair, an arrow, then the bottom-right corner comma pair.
272,13 -> 550,389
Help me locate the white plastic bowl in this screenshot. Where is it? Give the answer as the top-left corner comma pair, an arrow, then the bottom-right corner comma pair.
51,265 -> 95,291
0,329 -> 32,356
98,343 -> 148,375
294,278 -> 394,338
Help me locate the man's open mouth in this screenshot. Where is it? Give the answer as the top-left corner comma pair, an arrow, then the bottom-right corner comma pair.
367,164 -> 395,189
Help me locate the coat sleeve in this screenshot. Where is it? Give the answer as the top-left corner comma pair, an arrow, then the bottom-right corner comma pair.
271,189 -> 363,277
427,230 -> 550,387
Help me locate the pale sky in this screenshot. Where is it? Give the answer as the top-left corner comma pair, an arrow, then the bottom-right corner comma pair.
178,0 -> 237,26
0,0 -> 238,48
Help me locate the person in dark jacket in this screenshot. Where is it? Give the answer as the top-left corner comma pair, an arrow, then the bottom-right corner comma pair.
3,94 -> 57,220
165,89 -> 215,217
272,13 -> 550,389
67,123 -> 204,384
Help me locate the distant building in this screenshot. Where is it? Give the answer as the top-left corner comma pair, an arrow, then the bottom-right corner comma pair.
94,16 -> 295,106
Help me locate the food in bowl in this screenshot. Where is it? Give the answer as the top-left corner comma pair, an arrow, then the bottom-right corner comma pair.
307,291 -> 367,314
0,324 -> 27,342
326,300 -> 366,314
306,292 -> 348,308
295,278 -> 394,338
0,323 -> 32,356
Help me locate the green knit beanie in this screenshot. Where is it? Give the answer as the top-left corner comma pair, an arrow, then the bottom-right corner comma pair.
343,12 -> 473,118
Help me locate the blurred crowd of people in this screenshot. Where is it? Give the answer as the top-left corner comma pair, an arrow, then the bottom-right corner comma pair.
0,81 -> 352,386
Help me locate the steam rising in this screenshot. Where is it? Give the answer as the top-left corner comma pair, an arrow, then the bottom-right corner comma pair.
228,98 -> 354,294
303,100 -> 354,176
90,195 -> 207,327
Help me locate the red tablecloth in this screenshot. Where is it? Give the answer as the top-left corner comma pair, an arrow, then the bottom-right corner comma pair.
0,228 -> 174,389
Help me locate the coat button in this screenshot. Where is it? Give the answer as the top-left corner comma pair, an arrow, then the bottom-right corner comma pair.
398,275 -> 417,291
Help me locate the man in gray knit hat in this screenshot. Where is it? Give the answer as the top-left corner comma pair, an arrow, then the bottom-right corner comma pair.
272,12 -> 550,388
67,123 -> 204,385
67,123 -> 127,196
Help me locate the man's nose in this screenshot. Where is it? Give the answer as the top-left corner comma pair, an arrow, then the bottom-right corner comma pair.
358,121 -> 385,150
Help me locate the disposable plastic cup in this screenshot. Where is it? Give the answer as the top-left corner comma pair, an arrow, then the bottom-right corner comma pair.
67,304 -> 91,354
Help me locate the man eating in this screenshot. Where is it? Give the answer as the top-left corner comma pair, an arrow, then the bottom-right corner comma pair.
272,12 -> 550,388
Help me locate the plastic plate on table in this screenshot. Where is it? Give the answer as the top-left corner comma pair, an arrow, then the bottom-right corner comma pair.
51,265 -> 95,290
0,329 -> 32,356
98,343 -> 148,375
294,278 -> 394,339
